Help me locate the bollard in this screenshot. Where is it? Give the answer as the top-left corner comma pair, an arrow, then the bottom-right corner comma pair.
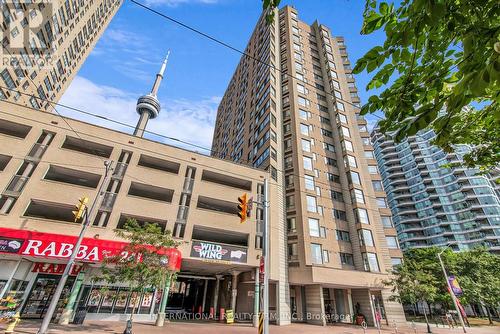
209,307 -> 214,319
5,311 -> 21,334
219,308 -> 225,322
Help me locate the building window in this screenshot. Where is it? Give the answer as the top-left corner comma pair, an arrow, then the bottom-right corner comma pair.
381,216 -> 393,228
287,217 -> 296,232
304,175 -> 315,190
325,157 -> 337,167
322,250 -> 330,263
298,96 -> 309,107
344,140 -> 354,152
297,83 -> 306,94
349,171 -> 361,185
341,126 -> 350,137
327,173 -> 340,183
300,123 -> 310,136
355,208 -> 370,224
352,189 -> 365,204
338,113 -> 348,124
336,229 -> 350,242
331,190 -> 344,202
323,142 -> 335,152
336,101 -> 345,111
372,180 -> 383,191
1,69 -> 15,89
347,155 -> 357,168
333,209 -> 347,221
288,243 -> 298,258
391,258 -> 403,268
364,151 -> 374,159
311,243 -> 323,264
286,195 -> 295,209
299,109 -> 310,120
306,195 -> 317,213
377,197 -> 387,208
386,236 -> 399,249
362,138 -> 371,145
340,252 -> 354,266
302,139 -> 311,152
368,165 -> 378,174
308,218 -> 320,237
362,253 -> 380,272
359,229 -> 375,247
303,156 -> 313,170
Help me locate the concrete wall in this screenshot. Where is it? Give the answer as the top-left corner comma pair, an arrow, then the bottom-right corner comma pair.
304,285 -> 326,326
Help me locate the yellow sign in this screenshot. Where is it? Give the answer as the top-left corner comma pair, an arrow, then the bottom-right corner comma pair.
226,309 -> 234,324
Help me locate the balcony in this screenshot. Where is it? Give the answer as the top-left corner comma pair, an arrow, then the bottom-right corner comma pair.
3,175 -> 29,197
24,199 -> 76,223
117,214 -> 168,232
196,196 -> 238,215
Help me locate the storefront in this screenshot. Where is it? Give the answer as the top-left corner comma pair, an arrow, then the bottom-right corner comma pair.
0,227 -> 182,322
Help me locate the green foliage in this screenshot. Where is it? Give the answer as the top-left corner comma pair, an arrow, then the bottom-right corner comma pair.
95,219 -> 180,296
355,0 -> 500,172
447,248 -> 500,310
262,0 -> 281,24
385,247 -> 500,313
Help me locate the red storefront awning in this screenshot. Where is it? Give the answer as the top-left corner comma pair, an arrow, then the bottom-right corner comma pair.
0,227 -> 182,271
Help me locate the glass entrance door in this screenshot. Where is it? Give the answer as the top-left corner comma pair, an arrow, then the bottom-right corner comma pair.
22,274 -> 75,319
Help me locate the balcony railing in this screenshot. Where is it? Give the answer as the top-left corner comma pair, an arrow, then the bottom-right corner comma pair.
100,192 -> 117,212
26,143 -> 48,162
3,175 -> 29,197
183,178 -> 194,194
176,205 -> 189,223
112,162 -> 128,179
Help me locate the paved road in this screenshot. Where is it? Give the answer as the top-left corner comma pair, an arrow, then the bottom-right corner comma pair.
2,320 -> 498,334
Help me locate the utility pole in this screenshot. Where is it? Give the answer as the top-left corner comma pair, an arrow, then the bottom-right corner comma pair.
437,248 -> 466,333
262,178 -> 270,334
38,161 -> 113,334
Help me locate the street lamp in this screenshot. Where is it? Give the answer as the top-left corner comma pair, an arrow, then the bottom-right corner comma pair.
437,243 -> 467,333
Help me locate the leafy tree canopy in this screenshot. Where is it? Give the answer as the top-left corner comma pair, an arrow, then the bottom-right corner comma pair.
263,0 -> 282,23
354,0 -> 500,172
96,219 -> 180,293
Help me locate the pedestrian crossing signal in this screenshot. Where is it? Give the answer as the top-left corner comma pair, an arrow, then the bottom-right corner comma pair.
72,196 -> 89,223
237,193 -> 248,224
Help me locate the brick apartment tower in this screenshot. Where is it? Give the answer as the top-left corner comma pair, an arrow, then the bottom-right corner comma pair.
0,0 -> 122,110
212,6 -> 406,326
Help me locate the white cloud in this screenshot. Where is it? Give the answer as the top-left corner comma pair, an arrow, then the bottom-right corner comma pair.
144,0 -> 218,7
59,76 -> 218,152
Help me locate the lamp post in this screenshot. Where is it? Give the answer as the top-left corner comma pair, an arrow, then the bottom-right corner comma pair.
437,244 -> 466,333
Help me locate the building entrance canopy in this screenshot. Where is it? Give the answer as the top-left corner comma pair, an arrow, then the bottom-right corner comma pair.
0,228 -> 182,271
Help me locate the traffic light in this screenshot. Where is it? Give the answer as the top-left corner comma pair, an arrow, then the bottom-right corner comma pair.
73,196 -> 89,223
237,193 -> 248,224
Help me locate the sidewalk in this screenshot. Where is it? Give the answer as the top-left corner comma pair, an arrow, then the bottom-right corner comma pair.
1,320 -> 498,334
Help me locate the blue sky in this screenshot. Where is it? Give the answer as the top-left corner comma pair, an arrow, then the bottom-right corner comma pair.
60,0 -> 386,152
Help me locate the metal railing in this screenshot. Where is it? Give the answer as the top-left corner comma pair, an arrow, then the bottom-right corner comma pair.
26,143 -> 48,161
3,175 -> 29,197
100,192 -> 117,211
176,205 -> 189,222
112,162 -> 128,179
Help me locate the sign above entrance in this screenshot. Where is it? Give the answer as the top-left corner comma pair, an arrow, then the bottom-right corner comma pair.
32,262 -> 83,276
190,240 -> 247,263
0,228 -> 182,271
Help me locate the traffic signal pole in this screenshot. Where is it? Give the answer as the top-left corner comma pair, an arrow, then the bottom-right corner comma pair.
262,178 -> 270,334
38,161 -> 113,334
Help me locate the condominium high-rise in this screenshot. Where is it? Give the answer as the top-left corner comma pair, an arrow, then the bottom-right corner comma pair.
0,0 -> 122,110
371,127 -> 500,253
212,6 -> 406,326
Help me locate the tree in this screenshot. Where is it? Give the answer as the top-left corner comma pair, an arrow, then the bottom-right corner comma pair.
448,248 -> 500,324
384,248 -> 441,328
353,0 -> 500,172
262,0 -> 281,23
95,219 -> 180,328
